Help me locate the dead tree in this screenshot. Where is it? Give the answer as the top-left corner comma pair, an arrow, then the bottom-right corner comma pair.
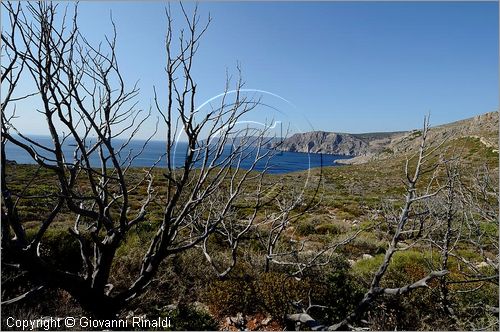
425,160 -> 499,329
427,159 -> 462,320
1,1 -> 25,247
285,117 -> 450,330
254,172 -> 324,275
1,2 -> 274,318
328,117 -> 450,330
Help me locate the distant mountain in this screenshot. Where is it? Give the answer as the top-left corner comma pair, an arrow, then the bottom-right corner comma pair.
274,111 -> 499,164
273,131 -> 405,156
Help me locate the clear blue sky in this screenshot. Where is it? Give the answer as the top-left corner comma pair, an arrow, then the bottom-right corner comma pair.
2,1 -> 498,138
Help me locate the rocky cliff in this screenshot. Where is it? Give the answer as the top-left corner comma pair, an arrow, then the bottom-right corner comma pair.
274,131 -> 405,156
274,111 -> 499,164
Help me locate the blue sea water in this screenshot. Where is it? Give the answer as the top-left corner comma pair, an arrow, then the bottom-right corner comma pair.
4,136 -> 351,174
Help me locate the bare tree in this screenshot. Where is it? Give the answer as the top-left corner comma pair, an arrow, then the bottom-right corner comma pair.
425,160 -> 499,329
284,117 -> 454,330
1,2 -> 278,319
285,116 -> 499,331
328,117 -> 453,330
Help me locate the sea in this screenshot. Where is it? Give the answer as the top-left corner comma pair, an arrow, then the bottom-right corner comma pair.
3,135 -> 351,174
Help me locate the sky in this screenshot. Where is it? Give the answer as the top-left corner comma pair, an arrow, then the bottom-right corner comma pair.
1,1 -> 498,139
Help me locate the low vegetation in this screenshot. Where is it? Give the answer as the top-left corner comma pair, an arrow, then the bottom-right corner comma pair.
2,128 -> 498,330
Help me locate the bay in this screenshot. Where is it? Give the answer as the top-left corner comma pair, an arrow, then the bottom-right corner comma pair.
4,135 -> 351,174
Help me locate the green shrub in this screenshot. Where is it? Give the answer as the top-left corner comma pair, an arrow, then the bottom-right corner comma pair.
203,267 -> 313,322
203,269 -> 257,317
315,223 -> 341,235
341,234 -> 386,259
351,250 -> 433,288
295,221 -> 316,236
308,257 -> 365,324
350,251 -> 440,330
255,272 -> 309,321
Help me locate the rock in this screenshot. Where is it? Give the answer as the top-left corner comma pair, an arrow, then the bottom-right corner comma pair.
396,242 -> 408,249
362,254 -> 373,260
348,259 -> 356,266
262,317 -> 272,325
229,312 -> 246,329
475,261 -> 489,269
192,301 -> 210,313
163,304 -> 178,311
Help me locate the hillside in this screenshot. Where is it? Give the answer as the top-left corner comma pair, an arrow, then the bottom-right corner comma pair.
275,111 -> 499,164
272,131 -> 404,156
